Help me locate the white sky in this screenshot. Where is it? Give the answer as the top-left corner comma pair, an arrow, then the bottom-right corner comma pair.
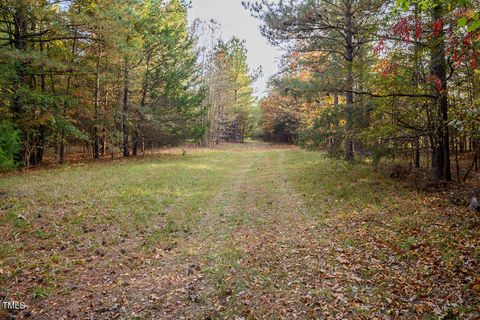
187,0 -> 282,98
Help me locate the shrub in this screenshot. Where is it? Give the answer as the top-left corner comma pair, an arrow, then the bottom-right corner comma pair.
0,121 -> 21,170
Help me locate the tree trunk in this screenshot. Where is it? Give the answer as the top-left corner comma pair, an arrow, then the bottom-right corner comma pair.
455,136 -> 460,182
430,5 -> 451,181
134,53 -> 150,157
344,0 -> 354,161
11,8 -> 28,164
122,58 -> 130,157
414,136 -> 420,168
132,129 -> 139,156
60,29 -> 78,164
102,129 -> 106,156
93,58 -> 100,159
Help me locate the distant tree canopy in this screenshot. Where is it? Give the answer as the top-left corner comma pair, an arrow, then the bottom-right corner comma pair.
214,37 -> 258,142
246,0 -> 480,181
0,0 -> 207,168
193,24 -> 260,146
0,0 -> 254,169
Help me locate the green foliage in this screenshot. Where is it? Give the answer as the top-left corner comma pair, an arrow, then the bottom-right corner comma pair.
0,0 -> 213,163
249,0 -> 479,181
0,121 -> 21,170
138,0 -> 206,144
298,129 -> 325,151
49,116 -> 88,142
214,37 -> 258,140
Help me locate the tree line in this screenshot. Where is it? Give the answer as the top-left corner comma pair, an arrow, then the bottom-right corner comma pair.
0,0 -> 258,169
246,0 -> 479,181
3,0 -> 479,183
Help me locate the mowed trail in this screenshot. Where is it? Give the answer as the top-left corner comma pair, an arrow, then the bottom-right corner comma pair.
102,147 -> 321,319
32,146 -> 330,319
142,149 -> 321,319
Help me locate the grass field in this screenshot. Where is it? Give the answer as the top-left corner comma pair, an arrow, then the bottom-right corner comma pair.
0,143 -> 479,319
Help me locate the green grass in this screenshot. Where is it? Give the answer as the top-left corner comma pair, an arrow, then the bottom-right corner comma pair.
0,150 -> 240,296
0,145 -> 478,319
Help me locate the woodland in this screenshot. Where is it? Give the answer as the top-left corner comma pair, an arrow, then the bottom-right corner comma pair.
0,0 -> 480,319
0,0 -> 479,181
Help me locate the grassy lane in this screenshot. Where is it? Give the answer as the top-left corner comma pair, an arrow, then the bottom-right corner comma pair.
0,144 -> 478,319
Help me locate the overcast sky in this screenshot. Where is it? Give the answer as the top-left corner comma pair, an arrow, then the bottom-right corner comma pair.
187,0 -> 282,98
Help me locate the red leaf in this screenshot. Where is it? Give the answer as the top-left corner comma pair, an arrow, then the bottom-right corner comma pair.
415,20 -> 422,40
432,19 -> 443,36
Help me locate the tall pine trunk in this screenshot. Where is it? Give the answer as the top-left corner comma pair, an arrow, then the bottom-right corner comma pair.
344,0 -> 354,161
93,57 -> 100,159
132,129 -> 139,156
414,136 -> 420,168
122,58 -> 130,157
60,29 -> 78,164
430,5 -> 451,181
11,8 -> 27,165
134,53 -> 150,157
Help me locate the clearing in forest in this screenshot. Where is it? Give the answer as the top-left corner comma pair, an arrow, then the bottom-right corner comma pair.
0,143 -> 479,319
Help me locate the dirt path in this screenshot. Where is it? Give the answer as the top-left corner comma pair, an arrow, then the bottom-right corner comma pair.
106,149 -> 318,319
